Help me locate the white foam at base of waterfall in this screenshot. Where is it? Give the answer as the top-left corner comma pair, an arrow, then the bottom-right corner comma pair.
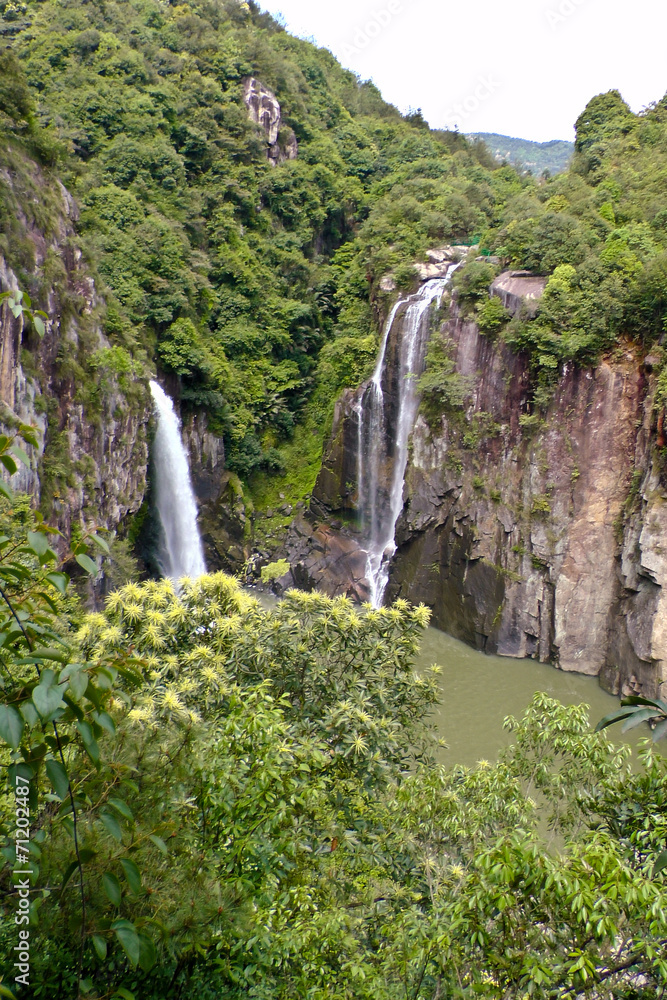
149,380 -> 207,582
358,272 -> 456,607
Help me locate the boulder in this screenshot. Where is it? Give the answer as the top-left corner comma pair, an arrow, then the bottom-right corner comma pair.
490,270 -> 547,316
284,513 -> 370,602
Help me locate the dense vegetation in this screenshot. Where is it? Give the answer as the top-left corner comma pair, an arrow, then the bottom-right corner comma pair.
468,133 -> 574,176
0,0 -> 515,491
0,481 -> 666,999
417,90 -> 667,422
1,4 -> 667,506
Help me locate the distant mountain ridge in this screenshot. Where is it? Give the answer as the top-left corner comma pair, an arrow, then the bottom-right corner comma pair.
468,132 -> 574,175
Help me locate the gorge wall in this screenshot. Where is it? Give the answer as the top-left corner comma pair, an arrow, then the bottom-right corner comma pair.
283,278 -> 667,700
7,149 -> 665,705
0,154 -> 150,552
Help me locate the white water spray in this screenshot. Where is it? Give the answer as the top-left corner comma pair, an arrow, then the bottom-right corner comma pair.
149,380 -> 207,581
358,272 -> 455,606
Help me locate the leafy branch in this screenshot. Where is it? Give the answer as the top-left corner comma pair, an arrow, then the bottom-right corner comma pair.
0,425 -> 148,998
0,289 -> 47,339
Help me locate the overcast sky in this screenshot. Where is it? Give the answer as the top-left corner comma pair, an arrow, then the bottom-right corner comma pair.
258,0 -> 667,142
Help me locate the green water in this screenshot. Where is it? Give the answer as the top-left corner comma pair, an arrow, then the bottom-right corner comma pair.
418,627 -> 642,767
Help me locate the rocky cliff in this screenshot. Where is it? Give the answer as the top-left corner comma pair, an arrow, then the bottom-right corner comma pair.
282,281 -> 667,699
0,149 -> 151,557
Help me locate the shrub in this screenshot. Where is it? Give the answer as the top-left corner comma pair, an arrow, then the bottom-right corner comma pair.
260,558 -> 290,582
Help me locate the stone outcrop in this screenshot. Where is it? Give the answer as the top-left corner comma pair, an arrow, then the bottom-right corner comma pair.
490,270 -> 547,316
287,282 -> 667,699
283,511 -> 369,602
242,77 -> 298,166
389,321 -> 643,681
414,245 -> 471,281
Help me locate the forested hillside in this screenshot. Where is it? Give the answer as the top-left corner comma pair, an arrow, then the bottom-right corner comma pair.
1,0 -> 517,489
432,90 -> 667,421
5,3 -> 666,522
468,132 -> 574,175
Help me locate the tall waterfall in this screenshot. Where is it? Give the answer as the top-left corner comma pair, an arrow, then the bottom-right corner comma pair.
149,380 -> 207,581
357,273 -> 454,606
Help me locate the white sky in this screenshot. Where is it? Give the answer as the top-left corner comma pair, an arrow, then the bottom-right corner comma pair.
258,0 -> 667,142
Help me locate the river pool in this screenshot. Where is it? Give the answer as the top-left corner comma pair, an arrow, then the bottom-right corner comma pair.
418,626 -> 643,767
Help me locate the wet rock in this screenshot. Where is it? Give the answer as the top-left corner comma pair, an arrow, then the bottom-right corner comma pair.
194,464 -> 249,574
284,513 -> 370,602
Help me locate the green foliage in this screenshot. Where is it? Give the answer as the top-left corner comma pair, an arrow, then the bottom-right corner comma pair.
475,294 -> 509,335
452,260 -> 498,306
574,89 -> 636,171
1,0 -> 515,484
598,694 -> 667,743
0,289 -> 47,338
1,562 -> 439,997
1,530 -> 667,998
0,49 -> 32,124
418,332 -> 473,425
260,557 -> 289,582
156,318 -> 209,379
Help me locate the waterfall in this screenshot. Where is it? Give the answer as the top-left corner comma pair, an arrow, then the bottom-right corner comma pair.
358,273 -> 455,607
149,380 -> 207,582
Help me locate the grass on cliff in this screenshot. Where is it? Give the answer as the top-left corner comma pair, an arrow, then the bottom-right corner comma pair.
246,418 -> 323,518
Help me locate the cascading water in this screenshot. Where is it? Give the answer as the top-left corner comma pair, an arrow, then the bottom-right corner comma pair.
357,272 -> 455,607
149,380 -> 207,581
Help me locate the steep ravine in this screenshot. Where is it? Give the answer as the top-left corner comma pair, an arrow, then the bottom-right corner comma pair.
282,278 -> 667,700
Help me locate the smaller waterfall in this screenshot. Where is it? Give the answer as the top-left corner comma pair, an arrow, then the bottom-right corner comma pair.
358,272 -> 455,607
149,380 -> 207,581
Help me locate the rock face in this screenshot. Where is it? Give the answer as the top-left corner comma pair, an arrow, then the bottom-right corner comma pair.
290,284 -> 667,699
284,511 -> 369,602
490,270 -> 547,316
183,413 -> 250,574
242,77 -> 298,166
0,158 -> 150,552
414,245 -> 469,281
389,318 -> 642,680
